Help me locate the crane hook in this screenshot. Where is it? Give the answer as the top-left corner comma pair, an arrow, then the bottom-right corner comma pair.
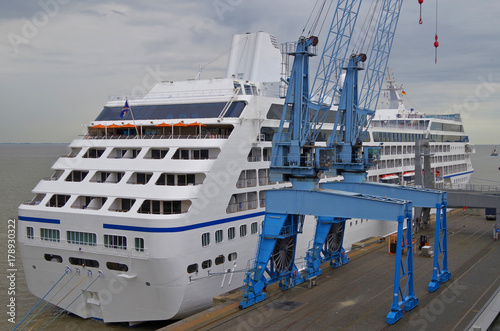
418,0 -> 424,24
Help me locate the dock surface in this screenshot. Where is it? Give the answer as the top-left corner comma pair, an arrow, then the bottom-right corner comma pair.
162,210 -> 500,331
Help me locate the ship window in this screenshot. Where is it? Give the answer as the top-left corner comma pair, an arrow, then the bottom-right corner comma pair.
215,229 -> 223,243
202,260 -> 212,269
95,102 -> 246,121
228,227 -> 235,240
134,237 -> 145,252
69,257 -> 99,268
109,198 -> 135,212
67,147 -> 81,158
228,252 -> 237,261
83,148 -> 105,158
258,169 -> 269,186
128,172 -> 153,185
26,193 -> 46,206
215,255 -> 225,265
65,170 -> 88,182
148,148 -> 169,159
67,231 -> 97,246
244,85 -> 252,95
248,148 -> 261,162
40,228 -> 60,242
259,191 -> 266,208
157,173 -> 204,186
108,148 -> 141,159
263,147 -> 272,161
240,224 -> 247,237
138,200 -> 189,214
233,82 -> 243,95
71,196 -> 107,210
104,235 -> 127,250
26,227 -> 34,239
44,254 -> 62,263
91,171 -> 124,183
46,194 -> 70,208
106,262 -> 129,272
201,232 -> 210,247
251,222 -> 258,235
187,263 -> 198,274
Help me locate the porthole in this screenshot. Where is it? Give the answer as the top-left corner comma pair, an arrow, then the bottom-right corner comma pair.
187,263 -> 198,274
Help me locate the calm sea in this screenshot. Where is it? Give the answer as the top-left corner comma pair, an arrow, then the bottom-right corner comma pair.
1,143 -> 498,330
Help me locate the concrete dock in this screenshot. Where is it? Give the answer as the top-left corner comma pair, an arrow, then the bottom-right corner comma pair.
162,210 -> 499,331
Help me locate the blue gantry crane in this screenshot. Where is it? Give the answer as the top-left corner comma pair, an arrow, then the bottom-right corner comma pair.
240,0 -> 450,324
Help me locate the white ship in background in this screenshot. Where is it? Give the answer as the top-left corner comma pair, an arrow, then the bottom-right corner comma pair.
18,31 -> 474,324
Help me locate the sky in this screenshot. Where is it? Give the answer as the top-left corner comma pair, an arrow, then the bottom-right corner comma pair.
0,0 -> 499,144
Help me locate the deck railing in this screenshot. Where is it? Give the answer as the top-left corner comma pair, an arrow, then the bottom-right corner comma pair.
81,133 -> 229,140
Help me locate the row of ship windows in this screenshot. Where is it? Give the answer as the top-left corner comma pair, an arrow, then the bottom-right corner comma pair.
28,190 -> 269,215
27,227 -> 145,251
187,252 -> 238,274
73,147 -> 218,160
69,146 -> 273,163
59,170 -> 205,186
42,253 -> 129,272
375,155 -> 466,170
372,132 -> 469,143
379,144 -> 465,156
201,222 -> 259,247
56,168 -> 278,189
28,194 -> 191,214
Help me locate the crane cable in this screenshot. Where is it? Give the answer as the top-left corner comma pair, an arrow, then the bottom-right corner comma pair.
434,0 -> 439,64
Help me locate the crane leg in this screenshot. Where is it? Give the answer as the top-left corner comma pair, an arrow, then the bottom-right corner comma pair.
387,216 -> 418,324
429,202 -> 450,292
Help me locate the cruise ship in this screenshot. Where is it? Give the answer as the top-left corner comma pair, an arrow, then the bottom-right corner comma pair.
18,31 -> 474,324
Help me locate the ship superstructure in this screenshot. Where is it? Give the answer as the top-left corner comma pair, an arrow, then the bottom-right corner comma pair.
18,32 -> 473,324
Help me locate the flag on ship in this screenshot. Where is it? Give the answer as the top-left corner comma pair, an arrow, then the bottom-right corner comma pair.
120,100 -> 130,118
401,91 -> 407,95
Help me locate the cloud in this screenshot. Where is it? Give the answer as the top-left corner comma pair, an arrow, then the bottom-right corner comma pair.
0,0 -> 499,143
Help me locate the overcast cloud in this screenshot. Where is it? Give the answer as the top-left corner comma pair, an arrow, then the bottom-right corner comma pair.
0,0 -> 499,143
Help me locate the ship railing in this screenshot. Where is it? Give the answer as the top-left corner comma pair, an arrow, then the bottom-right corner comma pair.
370,121 -> 428,131
108,88 -> 236,101
435,183 -> 500,193
81,133 -> 229,140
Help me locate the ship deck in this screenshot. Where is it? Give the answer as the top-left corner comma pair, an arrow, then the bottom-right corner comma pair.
160,209 -> 500,331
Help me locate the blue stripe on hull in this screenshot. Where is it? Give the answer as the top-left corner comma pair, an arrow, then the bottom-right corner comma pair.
18,211 -> 266,233
443,170 -> 474,179
18,216 -> 60,224
103,211 -> 266,233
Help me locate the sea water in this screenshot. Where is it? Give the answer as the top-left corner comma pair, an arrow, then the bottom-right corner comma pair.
1,143 -> 498,330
